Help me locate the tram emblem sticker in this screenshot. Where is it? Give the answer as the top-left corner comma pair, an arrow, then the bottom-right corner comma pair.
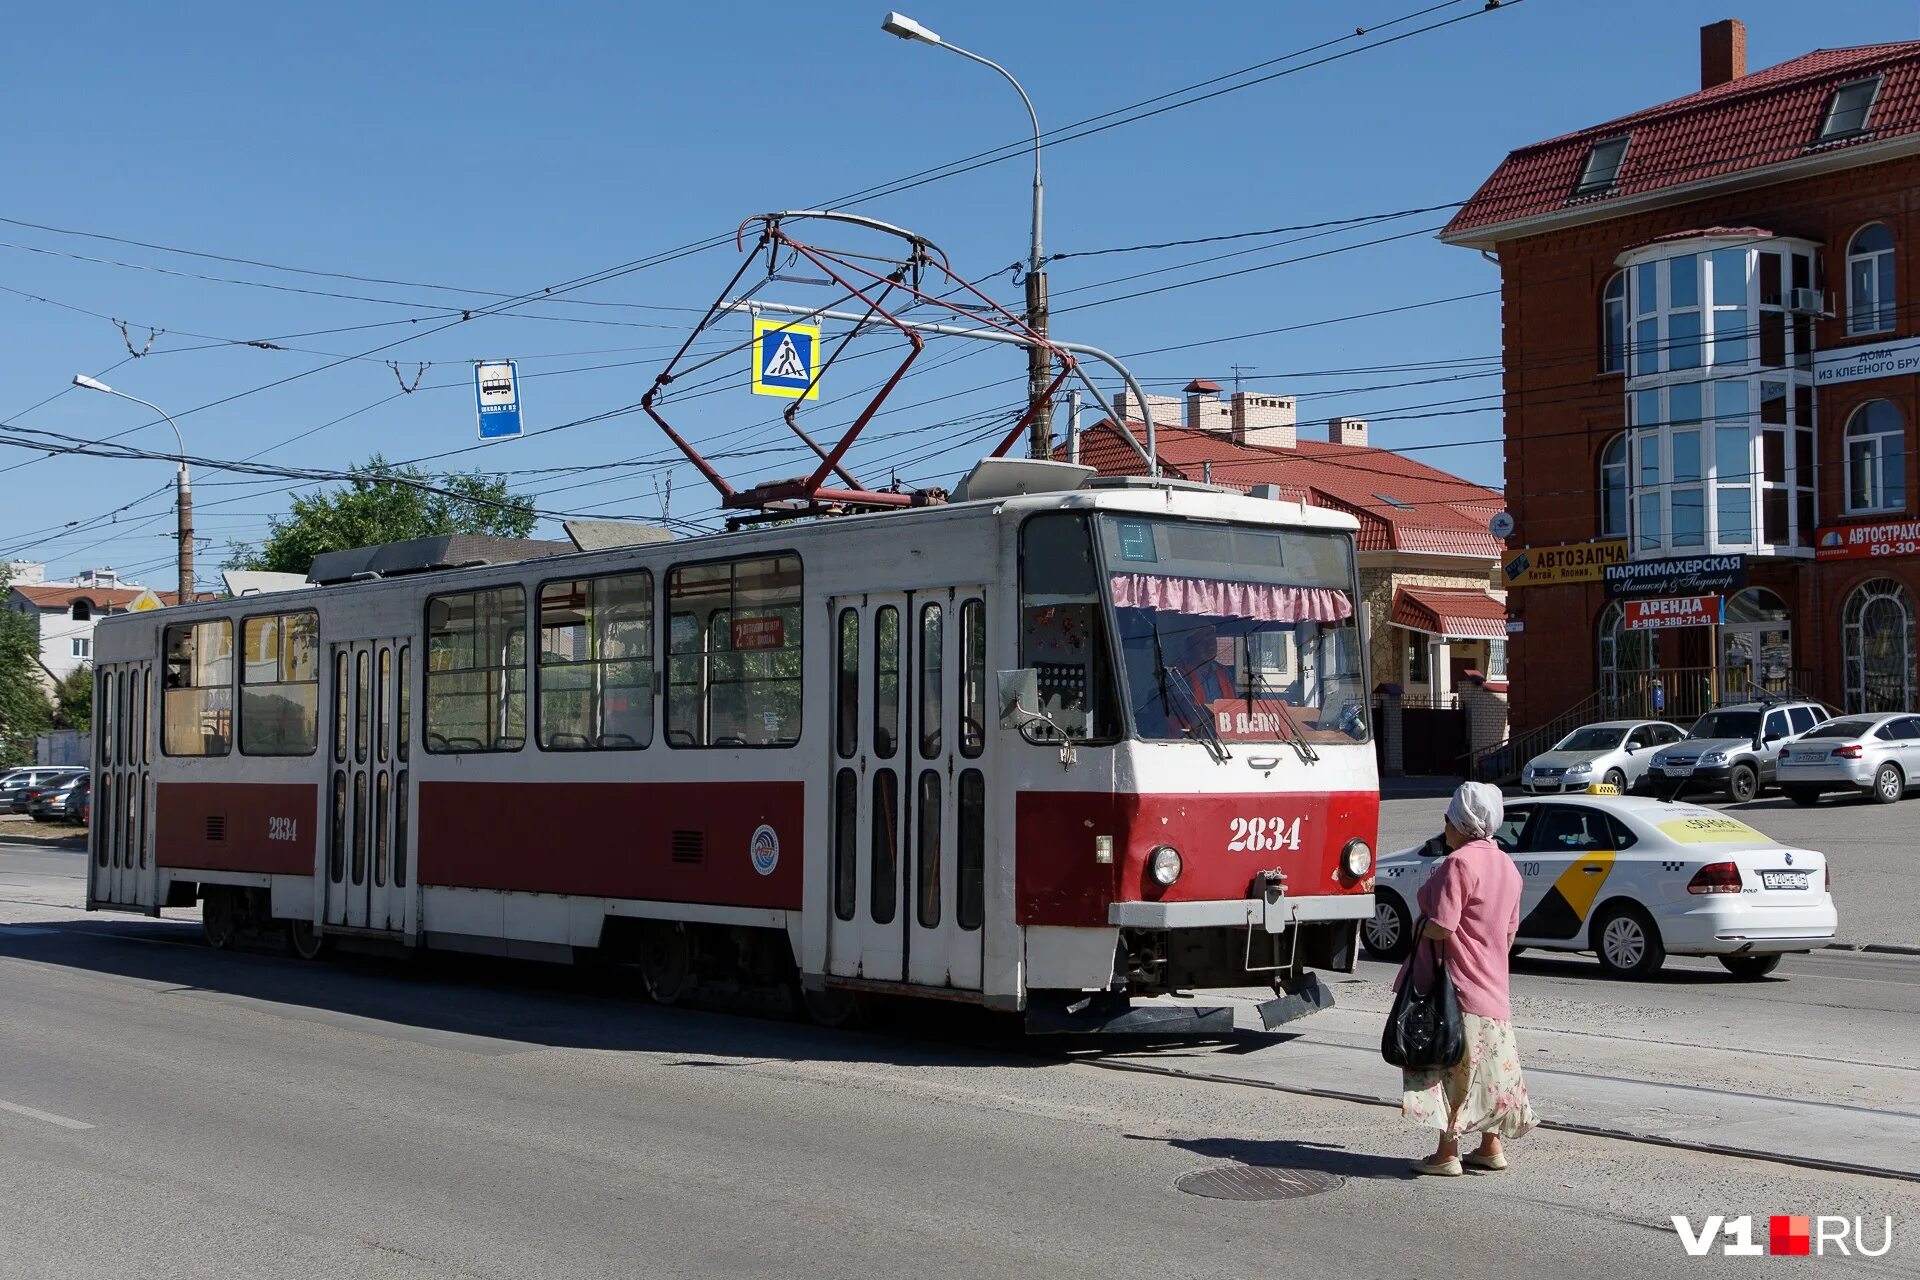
750,824 -> 780,876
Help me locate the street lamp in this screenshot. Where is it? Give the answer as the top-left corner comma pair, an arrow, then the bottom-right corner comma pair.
881,11 -> 1053,460
71,375 -> 194,606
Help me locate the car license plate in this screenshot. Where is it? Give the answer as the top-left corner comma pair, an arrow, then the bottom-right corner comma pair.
1664,764 -> 1694,777
1761,870 -> 1810,890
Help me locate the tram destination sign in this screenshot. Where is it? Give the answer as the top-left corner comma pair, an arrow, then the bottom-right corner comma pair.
1815,518 -> 1920,561
1603,554 -> 1747,600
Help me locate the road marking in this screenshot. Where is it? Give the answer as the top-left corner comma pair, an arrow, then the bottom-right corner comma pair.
0,1099 -> 94,1130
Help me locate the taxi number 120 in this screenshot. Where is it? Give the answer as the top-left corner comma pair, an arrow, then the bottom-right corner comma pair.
1227,816 -> 1302,853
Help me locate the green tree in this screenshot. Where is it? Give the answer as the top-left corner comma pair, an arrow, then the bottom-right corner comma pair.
0,564 -> 54,767
52,666 -> 92,732
226,455 -> 538,576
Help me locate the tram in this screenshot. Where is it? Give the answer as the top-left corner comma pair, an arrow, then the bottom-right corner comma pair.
86,462 -> 1379,1031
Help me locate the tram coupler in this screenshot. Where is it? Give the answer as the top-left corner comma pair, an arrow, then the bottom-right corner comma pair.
1256,971 -> 1335,1030
1023,990 -> 1235,1037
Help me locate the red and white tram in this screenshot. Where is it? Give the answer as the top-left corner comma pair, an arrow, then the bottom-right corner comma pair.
87,469 -> 1378,1031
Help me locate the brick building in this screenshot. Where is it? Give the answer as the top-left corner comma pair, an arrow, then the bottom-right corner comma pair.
1444,21 -> 1920,735
1069,382 -> 1511,771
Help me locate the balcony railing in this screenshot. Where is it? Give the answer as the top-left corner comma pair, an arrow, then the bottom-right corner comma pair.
1600,666 -> 1822,723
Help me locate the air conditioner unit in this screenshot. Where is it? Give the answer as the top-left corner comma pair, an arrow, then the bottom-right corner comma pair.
1787,287 -> 1829,316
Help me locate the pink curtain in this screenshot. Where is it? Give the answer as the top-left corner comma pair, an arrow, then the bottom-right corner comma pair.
1108,573 -> 1353,623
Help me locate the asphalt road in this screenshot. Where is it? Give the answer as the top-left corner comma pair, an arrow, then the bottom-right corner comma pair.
1,840 -> 1918,1278
1378,787 -> 1917,950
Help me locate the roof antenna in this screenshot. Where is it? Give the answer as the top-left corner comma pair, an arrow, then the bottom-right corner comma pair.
1230,364 -> 1258,394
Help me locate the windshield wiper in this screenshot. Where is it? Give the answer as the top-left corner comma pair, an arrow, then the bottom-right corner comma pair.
1147,618 -> 1230,764
1243,663 -> 1319,765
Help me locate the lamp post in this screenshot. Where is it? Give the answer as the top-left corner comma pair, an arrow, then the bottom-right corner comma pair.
882,11 -> 1053,459
72,375 -> 193,606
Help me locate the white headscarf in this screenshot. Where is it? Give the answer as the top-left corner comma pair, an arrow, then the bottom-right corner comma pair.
1446,781 -> 1505,842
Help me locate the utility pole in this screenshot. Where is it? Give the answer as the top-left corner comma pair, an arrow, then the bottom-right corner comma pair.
882,12 -> 1051,457
72,375 -> 192,604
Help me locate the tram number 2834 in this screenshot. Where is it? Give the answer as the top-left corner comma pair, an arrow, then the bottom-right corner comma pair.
1227,816 -> 1304,853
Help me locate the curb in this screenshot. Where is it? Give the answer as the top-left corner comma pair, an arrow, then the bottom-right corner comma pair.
1823,942 -> 1920,957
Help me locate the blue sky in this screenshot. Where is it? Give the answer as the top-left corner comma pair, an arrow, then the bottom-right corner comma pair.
4,0 -> 1915,585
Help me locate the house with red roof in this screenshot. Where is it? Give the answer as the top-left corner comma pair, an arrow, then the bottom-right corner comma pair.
5,563 -> 178,686
1443,19 -> 1920,750
1065,382 -> 1511,772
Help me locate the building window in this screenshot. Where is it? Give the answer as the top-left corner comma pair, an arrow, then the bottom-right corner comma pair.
1817,77 -> 1880,143
1599,434 -> 1628,537
424,586 -> 527,753
161,619 -> 233,756
240,611 -> 319,755
1486,639 -> 1508,682
1846,223 -> 1896,335
1597,603 -> 1656,714
665,554 -> 802,748
70,636 -> 91,659
536,571 -> 654,750
70,600 -> 92,622
1846,400 -> 1907,514
1601,273 -> 1627,373
1573,135 -> 1630,197
1844,579 -> 1915,713
1405,632 -> 1429,684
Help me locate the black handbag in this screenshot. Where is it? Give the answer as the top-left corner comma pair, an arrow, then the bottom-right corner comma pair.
1381,922 -> 1467,1070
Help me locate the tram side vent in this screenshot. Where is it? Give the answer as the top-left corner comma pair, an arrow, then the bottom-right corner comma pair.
670,830 -> 705,865
205,815 -> 227,843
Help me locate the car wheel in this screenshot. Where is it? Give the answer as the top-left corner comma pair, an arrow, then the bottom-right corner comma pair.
1718,954 -> 1782,980
1362,891 -> 1413,962
1603,768 -> 1627,791
1592,902 -> 1665,979
1872,763 -> 1904,805
1725,763 -> 1758,804
1785,786 -> 1821,807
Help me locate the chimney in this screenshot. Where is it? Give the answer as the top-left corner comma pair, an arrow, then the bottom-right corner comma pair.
1230,391 -> 1296,449
1700,19 -> 1745,91
1182,378 -> 1229,433
1328,416 -> 1369,447
1112,390 -> 1185,428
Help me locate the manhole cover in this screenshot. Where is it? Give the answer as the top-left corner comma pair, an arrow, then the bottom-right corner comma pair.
1175,1164 -> 1344,1201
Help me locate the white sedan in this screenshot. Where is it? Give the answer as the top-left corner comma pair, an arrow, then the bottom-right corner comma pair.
1362,791 -> 1836,979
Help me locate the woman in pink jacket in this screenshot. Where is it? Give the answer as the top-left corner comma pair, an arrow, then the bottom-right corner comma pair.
1401,781 -> 1539,1176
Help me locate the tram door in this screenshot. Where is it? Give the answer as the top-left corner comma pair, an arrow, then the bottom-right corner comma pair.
325,639 -> 413,933
90,660 -> 155,908
827,590 -> 986,991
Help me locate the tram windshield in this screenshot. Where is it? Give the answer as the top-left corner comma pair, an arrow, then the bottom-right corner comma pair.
1099,514 -> 1367,745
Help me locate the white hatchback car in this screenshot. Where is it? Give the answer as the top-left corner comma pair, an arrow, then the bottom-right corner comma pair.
1362,791 -> 1836,980
1520,719 -> 1688,794
1776,712 -> 1920,805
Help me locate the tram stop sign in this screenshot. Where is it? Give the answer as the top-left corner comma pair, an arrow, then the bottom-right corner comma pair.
751,318 -> 821,399
474,360 -> 523,439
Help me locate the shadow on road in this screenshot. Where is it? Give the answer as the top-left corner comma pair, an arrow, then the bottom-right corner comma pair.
1129,1132 -> 1414,1180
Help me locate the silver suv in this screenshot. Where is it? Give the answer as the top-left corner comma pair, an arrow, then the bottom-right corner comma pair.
1647,700 -> 1829,804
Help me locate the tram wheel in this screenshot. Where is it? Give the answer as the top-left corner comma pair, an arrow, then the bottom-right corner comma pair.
799,985 -> 865,1029
286,918 -> 329,961
201,887 -> 237,951
638,922 -> 694,1006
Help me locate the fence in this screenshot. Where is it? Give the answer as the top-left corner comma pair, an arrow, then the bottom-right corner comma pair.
1600,666 -> 1819,723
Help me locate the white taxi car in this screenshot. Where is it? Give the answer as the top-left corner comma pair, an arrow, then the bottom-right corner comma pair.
1362,789 -> 1836,979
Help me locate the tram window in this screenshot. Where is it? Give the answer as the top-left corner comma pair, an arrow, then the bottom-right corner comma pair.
161,620 -> 234,756
916,770 -> 941,928
424,586 -> 527,752
920,603 -> 944,759
100,670 -> 114,768
374,771 -> 390,887
537,571 -> 654,751
397,646 -> 411,762
836,609 -> 859,759
239,611 -> 319,756
871,770 -> 899,924
957,769 -> 984,930
833,767 -> 857,921
1018,514 -> 1122,741
393,769 -> 409,888
333,651 -> 349,763
665,554 -> 802,748
329,772 -> 346,883
138,667 -> 151,765
376,648 -> 391,763
354,651 -> 370,765
351,771 -> 368,886
96,775 -> 111,868
874,605 -> 900,759
130,670 -> 145,768
960,598 -> 985,758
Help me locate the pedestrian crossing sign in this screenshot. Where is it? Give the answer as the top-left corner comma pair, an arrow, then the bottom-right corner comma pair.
751,318 -> 821,399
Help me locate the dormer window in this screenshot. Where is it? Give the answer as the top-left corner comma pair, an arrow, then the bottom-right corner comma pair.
1573,136 -> 1631,197
1817,77 -> 1880,142
70,600 -> 92,622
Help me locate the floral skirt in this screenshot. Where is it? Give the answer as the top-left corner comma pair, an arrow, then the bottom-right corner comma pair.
1402,1011 -> 1540,1139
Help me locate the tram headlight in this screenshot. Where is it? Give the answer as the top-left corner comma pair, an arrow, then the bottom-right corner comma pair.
1149,845 -> 1183,887
1342,839 -> 1374,879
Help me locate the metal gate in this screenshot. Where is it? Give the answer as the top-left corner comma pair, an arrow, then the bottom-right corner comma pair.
89,660 -> 156,908
1400,703 -> 1469,778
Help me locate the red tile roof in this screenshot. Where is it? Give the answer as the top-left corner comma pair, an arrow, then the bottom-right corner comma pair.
1444,42 -> 1920,243
10,584 -> 179,611
1069,421 -> 1505,558
1390,586 -> 1509,640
